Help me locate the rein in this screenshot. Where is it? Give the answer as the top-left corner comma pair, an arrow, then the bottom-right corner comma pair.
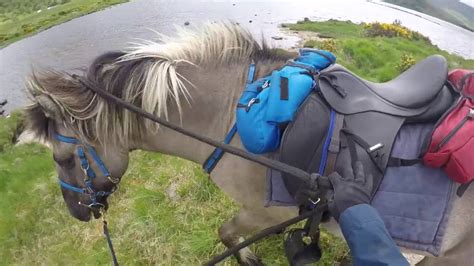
71,74 -> 321,187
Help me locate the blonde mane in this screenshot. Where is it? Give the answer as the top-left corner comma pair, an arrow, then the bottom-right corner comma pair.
26,23 -> 288,145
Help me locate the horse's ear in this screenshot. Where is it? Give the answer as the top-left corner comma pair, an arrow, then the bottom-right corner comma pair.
35,95 -> 61,121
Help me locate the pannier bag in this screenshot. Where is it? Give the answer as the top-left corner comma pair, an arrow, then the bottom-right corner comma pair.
423,69 -> 474,196
236,49 -> 336,154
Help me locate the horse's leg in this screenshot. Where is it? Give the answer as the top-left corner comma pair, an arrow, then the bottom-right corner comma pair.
218,205 -> 297,265
210,144 -> 297,265
417,185 -> 474,265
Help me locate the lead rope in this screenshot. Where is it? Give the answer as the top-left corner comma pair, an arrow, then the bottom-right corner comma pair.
101,210 -> 119,266
204,201 -> 327,266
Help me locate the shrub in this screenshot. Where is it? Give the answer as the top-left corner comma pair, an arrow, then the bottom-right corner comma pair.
363,21 -> 431,43
321,39 -> 337,52
396,54 -> 416,72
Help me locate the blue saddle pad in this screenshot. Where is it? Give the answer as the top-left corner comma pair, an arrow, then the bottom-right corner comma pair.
266,123 -> 455,255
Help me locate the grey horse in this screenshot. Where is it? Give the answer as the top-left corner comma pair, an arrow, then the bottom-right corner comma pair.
24,23 -> 473,265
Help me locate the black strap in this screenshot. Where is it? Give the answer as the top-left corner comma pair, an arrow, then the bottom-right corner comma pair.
204,203 -> 328,265
72,75 -> 318,188
103,220 -> 119,266
284,209 -> 324,266
456,180 -> 473,197
387,157 -> 421,167
341,128 -> 384,173
324,113 -> 344,176
280,77 -> 289,100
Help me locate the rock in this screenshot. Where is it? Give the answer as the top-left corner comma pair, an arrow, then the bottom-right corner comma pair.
232,3 -> 236,6
166,182 -> 181,202
272,36 -> 284,40
254,14 -> 258,16
184,21 -> 190,26
249,20 -> 253,23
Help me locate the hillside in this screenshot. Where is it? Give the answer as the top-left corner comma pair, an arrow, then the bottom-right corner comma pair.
0,0 -> 127,47
384,0 -> 474,31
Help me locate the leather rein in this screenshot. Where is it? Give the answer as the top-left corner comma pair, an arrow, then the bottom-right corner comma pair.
65,73 -> 331,265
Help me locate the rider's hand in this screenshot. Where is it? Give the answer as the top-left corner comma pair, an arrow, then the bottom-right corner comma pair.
328,161 -> 374,221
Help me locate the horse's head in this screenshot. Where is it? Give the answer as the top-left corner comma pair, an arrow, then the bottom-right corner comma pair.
25,71 -> 130,222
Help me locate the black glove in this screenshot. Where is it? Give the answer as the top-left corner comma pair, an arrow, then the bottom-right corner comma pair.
328,161 -> 374,221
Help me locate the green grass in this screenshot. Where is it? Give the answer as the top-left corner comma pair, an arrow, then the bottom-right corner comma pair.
0,0 -> 128,47
290,20 -> 474,82
0,114 -> 348,265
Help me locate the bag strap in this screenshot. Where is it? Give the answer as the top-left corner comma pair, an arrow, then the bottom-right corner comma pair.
459,73 -> 474,99
203,63 -> 257,173
324,112 -> 344,176
387,157 -> 421,167
457,180 -> 473,197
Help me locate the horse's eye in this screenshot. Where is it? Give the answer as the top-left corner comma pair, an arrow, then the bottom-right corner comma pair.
53,155 -> 75,169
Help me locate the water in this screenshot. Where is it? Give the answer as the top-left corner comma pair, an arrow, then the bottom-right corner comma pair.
1,0 -> 473,112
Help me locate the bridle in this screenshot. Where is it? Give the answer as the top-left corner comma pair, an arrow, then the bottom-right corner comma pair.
54,133 -> 120,266
54,133 -> 119,209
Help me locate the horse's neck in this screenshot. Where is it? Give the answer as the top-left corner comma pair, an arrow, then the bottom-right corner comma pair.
134,60 -> 284,164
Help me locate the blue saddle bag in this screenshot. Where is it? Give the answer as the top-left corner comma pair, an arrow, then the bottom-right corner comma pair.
236,49 -> 336,154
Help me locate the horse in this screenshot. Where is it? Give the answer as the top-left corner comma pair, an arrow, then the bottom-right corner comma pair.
24,23 -> 473,265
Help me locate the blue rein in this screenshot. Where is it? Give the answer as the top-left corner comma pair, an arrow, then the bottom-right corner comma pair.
54,134 -> 117,207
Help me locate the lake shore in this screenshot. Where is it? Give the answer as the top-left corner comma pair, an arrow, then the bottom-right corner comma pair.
0,0 -> 128,48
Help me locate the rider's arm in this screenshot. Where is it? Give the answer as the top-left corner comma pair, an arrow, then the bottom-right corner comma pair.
339,204 -> 409,266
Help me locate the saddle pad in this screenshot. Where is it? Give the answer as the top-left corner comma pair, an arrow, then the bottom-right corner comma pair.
266,123 -> 455,255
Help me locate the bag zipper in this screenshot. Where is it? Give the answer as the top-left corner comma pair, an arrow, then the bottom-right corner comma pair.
435,108 -> 474,151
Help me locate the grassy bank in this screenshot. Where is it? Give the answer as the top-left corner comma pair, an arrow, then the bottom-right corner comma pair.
287,20 -> 474,82
0,0 -> 128,47
2,20 -> 473,265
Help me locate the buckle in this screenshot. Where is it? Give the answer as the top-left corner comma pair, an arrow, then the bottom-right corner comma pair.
246,98 -> 260,112
468,108 -> 474,119
107,175 -> 120,184
262,80 -> 270,89
367,143 -> 384,153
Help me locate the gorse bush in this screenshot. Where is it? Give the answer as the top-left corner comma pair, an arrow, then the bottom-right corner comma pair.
363,21 -> 431,44
321,39 -> 337,52
396,54 -> 417,73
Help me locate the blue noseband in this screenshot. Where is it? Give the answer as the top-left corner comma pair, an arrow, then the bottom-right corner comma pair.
54,134 -> 118,207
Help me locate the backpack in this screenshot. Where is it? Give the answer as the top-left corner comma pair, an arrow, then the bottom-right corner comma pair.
235,49 -> 336,154
423,69 -> 474,196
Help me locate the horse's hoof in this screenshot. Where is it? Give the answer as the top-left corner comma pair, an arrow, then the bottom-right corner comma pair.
235,248 -> 265,266
240,257 -> 265,266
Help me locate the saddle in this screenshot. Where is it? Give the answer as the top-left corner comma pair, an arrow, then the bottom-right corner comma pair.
276,55 -> 455,202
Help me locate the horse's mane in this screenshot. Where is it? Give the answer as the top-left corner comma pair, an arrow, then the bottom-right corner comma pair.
25,22 -> 292,145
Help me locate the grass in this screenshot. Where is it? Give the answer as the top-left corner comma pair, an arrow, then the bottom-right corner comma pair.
0,113 -> 348,265
0,0 -> 128,47
288,20 -> 474,82
2,19 -> 473,265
